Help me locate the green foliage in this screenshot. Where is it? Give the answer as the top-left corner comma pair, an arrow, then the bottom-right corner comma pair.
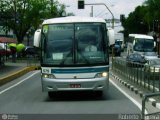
123,0 -> 160,35
0,0 -> 74,43
123,6 -> 148,34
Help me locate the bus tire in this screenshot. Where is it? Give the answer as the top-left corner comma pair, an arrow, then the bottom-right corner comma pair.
48,92 -> 55,98
96,91 -> 103,97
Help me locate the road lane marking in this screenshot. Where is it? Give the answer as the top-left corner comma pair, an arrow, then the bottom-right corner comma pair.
0,71 -> 148,114
110,78 -> 148,114
0,71 -> 40,95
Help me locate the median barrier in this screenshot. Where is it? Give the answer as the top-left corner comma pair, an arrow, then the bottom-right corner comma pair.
0,66 -> 40,86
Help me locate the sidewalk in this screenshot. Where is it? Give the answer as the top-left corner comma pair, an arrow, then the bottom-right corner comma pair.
0,59 -> 40,86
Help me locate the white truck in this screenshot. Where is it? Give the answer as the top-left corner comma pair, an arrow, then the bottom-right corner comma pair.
127,34 -> 156,57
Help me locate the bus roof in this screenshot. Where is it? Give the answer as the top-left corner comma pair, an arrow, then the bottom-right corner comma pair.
129,34 -> 153,39
42,16 -> 106,25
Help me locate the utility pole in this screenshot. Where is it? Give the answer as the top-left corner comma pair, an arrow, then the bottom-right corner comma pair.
86,3 -> 114,28
90,6 -> 93,17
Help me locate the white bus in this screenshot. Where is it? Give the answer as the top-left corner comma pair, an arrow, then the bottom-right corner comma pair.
127,34 -> 156,55
34,16 -> 113,98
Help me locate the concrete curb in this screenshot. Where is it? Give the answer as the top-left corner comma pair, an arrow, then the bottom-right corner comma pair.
110,72 -> 160,110
0,66 -> 40,86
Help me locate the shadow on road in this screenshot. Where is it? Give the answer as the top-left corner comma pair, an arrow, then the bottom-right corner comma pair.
45,91 -> 108,102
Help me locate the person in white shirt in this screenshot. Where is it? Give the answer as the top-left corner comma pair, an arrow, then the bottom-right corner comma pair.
85,43 -> 97,52
76,28 -> 97,52
85,37 -> 97,52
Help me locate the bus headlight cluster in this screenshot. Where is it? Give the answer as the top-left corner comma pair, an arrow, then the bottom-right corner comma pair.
95,72 -> 108,78
150,67 -> 160,73
42,73 -> 56,79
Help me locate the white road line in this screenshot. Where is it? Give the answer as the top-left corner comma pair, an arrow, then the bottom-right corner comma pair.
110,78 -> 148,114
0,71 -> 40,95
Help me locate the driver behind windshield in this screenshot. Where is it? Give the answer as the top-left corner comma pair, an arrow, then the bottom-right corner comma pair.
77,28 -> 97,52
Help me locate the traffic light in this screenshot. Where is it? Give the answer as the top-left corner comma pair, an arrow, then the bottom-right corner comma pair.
78,0 -> 84,9
120,14 -> 125,22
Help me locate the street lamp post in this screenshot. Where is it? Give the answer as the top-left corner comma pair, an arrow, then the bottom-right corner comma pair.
85,3 -> 114,28
90,6 -> 93,17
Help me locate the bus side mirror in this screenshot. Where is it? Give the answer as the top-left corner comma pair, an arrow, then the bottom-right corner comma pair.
154,41 -> 156,47
107,28 -> 115,46
33,29 -> 41,48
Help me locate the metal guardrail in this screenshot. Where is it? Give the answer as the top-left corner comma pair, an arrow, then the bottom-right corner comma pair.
112,58 -> 160,92
112,58 -> 160,120
142,92 -> 160,120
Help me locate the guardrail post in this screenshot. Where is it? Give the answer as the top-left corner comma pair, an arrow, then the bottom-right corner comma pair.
142,94 -> 146,120
153,67 -> 155,92
141,92 -> 160,120
136,66 -> 138,84
148,69 -> 151,90
140,65 -> 142,86
159,71 -> 160,92
144,69 -> 146,88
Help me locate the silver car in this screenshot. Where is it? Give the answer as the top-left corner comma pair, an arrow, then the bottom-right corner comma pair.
144,58 -> 160,80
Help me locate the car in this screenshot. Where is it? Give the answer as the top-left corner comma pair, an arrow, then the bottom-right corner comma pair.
115,39 -> 124,51
0,48 -> 12,65
22,46 -> 39,57
126,53 -> 146,67
144,52 -> 158,59
144,58 -> 160,80
114,43 -> 121,56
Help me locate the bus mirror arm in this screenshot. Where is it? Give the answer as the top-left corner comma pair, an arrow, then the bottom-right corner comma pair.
41,33 -> 47,52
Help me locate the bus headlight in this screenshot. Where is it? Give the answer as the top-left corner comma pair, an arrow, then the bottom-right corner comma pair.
42,73 -> 56,79
95,72 -> 108,78
150,67 -> 160,72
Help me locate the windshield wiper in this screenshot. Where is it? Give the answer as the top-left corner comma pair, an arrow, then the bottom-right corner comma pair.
77,51 -> 90,64
60,51 -> 72,65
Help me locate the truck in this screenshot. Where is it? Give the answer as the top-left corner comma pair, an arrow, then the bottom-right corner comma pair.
127,34 -> 156,57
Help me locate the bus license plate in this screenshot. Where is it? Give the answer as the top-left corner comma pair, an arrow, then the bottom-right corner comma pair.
70,84 -> 81,88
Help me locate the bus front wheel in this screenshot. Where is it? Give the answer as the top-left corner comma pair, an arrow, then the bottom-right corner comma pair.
96,91 -> 103,97
48,91 -> 55,98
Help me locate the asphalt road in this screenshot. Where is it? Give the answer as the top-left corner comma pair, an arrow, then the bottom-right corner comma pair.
0,70 -> 141,120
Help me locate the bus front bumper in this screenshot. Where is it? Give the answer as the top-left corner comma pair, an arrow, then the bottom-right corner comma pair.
41,78 -> 109,92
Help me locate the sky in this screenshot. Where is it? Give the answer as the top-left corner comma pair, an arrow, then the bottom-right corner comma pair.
58,0 -> 145,19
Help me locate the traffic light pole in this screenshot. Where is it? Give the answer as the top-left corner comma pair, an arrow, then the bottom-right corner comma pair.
85,3 -> 114,28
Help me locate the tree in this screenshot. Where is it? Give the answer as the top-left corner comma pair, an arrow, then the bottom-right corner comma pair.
123,5 -> 148,34
0,0 -> 71,43
144,0 -> 160,32
122,0 -> 160,35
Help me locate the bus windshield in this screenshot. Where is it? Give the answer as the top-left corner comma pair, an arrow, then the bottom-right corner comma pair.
41,23 -> 108,66
133,38 -> 154,52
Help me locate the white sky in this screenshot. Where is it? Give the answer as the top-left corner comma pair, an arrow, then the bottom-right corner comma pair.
58,0 -> 145,19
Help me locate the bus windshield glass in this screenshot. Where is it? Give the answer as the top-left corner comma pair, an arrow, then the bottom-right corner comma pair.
41,23 -> 108,66
133,38 -> 154,52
